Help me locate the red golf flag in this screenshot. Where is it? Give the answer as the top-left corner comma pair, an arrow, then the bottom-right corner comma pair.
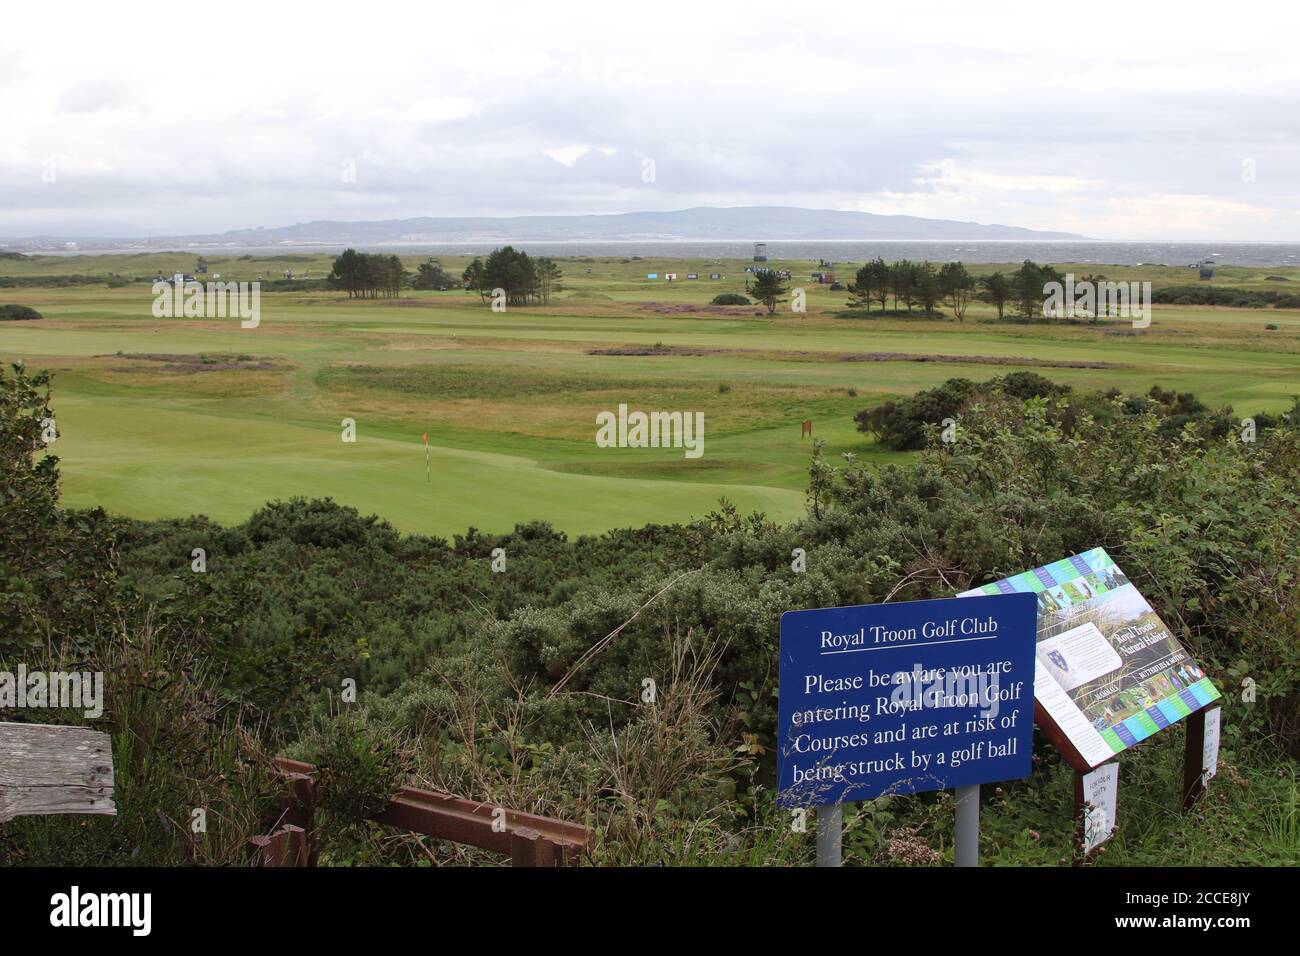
421,432 -> 428,444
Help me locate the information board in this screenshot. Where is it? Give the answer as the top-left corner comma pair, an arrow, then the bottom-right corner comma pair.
958,548 -> 1221,769
777,593 -> 1037,808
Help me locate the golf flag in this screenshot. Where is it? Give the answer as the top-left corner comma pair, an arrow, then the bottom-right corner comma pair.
422,432 -> 430,482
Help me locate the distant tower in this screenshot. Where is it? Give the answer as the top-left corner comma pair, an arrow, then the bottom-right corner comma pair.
753,242 -> 768,263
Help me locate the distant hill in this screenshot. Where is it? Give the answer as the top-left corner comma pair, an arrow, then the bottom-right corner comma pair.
159,206 -> 1086,244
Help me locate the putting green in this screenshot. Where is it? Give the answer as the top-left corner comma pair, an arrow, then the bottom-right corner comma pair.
48,393 -> 804,535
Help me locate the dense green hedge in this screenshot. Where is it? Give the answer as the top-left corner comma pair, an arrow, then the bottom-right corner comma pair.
1152,285 -> 1300,308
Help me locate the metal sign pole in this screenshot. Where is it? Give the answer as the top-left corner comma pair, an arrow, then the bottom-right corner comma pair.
816,803 -> 842,867
954,784 -> 980,867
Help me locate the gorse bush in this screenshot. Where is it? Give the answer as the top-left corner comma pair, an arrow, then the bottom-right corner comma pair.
854,373 -> 1067,451
1152,285 -> 1300,309
854,374 -> 1293,452
296,710 -> 410,828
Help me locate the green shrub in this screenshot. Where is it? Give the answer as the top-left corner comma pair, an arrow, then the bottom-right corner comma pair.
298,711 -> 409,828
711,293 -> 750,306
1152,285 -> 1300,309
0,363 -> 118,656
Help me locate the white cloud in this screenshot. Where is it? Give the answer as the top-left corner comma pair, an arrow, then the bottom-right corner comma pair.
398,98 -> 479,124
544,144 -> 615,167
1,0 -> 1298,239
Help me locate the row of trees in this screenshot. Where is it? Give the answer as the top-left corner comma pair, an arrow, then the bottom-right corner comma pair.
412,259 -> 457,290
462,247 -> 563,306
847,258 -> 1072,322
327,250 -> 406,298
987,260 -> 1070,321
846,258 -> 977,319
322,249 -> 1068,321
327,252 -> 465,296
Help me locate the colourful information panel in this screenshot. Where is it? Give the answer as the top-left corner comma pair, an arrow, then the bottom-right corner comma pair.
958,548 -> 1220,767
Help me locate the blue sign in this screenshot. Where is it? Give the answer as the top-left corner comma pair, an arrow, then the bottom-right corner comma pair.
777,593 -> 1037,807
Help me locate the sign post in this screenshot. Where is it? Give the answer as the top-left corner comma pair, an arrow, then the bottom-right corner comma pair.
777,592 -> 1037,866
816,804 -> 842,867
1181,705 -> 1220,811
954,784 -> 980,867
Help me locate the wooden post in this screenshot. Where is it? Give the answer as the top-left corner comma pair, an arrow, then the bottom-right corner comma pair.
1181,707 -> 1207,811
1072,769 -> 1087,864
249,825 -> 308,866
278,771 -> 316,830
277,770 -> 317,865
0,722 -> 115,822
510,827 -> 559,867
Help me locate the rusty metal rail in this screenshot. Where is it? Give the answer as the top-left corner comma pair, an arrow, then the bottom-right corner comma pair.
254,757 -> 591,867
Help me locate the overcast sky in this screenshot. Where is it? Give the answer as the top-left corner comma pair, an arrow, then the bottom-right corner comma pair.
3,0 -> 1298,240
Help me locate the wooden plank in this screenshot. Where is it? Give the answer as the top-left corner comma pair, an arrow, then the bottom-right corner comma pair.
272,757 -> 591,862
0,722 -> 115,822
380,787 -> 589,857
